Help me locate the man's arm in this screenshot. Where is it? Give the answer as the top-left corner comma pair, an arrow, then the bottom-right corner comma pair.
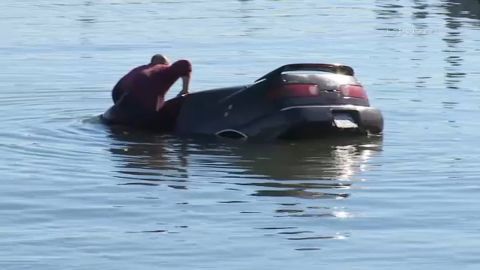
169,60 -> 192,97
178,74 -> 191,96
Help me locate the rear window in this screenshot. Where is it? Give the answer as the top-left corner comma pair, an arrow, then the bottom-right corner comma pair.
281,72 -> 358,90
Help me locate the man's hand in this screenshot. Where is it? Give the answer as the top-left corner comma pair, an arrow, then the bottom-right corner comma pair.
180,75 -> 190,96
177,90 -> 189,97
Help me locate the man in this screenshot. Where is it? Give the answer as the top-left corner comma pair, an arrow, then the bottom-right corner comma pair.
113,54 -> 192,111
110,54 -> 192,128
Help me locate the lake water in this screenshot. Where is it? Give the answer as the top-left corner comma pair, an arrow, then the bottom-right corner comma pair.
1,0 -> 480,269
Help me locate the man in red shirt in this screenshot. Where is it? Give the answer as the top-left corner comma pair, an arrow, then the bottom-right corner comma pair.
110,54 -> 192,129
113,54 -> 192,111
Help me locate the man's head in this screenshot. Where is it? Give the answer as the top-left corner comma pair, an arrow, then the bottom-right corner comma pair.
150,54 -> 170,65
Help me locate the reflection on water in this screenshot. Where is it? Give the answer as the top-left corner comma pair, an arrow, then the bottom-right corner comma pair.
441,0 -> 480,90
109,127 -> 382,245
444,0 -> 480,21
107,126 -> 382,187
375,0 -> 479,91
106,125 -> 382,244
108,127 -> 190,188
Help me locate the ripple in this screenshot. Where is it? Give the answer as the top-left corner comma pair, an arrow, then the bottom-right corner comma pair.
2,0 -> 480,268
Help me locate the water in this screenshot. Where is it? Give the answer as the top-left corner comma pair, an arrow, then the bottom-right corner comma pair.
1,0 -> 480,269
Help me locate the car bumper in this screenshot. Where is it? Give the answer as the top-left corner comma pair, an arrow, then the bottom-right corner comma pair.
243,105 -> 383,140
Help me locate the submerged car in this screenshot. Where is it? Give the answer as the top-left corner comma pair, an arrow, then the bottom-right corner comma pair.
102,63 -> 383,140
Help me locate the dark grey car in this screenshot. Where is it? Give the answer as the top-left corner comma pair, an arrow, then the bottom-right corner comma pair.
103,63 -> 384,140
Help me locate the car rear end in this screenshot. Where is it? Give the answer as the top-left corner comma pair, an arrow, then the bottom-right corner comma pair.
256,64 -> 383,139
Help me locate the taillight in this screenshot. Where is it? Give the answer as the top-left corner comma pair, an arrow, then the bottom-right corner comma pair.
339,84 -> 368,99
268,84 -> 319,99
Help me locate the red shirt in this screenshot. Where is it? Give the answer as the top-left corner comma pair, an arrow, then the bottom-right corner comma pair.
113,60 -> 192,111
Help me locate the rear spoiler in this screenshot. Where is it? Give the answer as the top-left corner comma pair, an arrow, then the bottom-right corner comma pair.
255,63 -> 355,82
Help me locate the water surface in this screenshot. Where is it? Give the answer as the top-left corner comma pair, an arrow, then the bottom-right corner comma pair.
1,0 -> 480,269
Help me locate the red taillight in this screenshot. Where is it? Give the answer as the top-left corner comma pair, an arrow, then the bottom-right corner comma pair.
268,84 -> 319,99
339,84 -> 368,99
